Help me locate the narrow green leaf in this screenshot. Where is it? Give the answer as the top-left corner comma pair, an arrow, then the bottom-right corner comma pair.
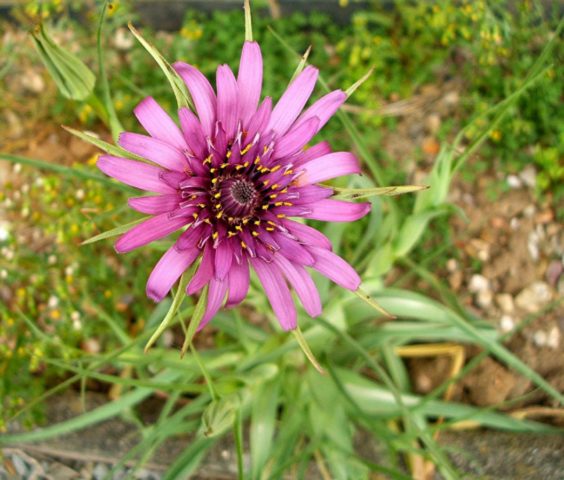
128,22 -> 193,110
81,217 -> 148,245
251,378 -> 280,480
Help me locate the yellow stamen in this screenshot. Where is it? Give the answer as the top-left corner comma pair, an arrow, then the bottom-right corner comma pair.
251,231 -> 259,237
216,211 -> 223,219
241,241 -> 247,249
270,165 -> 281,173
212,231 -> 219,240
276,213 -> 286,218
226,151 -> 232,158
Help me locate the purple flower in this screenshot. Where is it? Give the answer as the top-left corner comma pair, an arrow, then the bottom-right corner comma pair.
98,41 -> 370,331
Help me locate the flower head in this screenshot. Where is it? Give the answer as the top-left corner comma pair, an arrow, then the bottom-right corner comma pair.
98,41 -> 370,331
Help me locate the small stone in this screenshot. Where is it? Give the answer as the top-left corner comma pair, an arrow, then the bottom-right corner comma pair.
495,293 -> 515,314
476,289 -> 493,309
81,338 -> 101,354
422,136 -> 440,155
523,205 -> 536,218
546,326 -> 561,349
21,69 -> 45,93
469,274 -> 489,293
500,315 -> 515,333
510,218 -> 520,230
527,231 -> 540,262
519,165 -> 537,189
443,91 -> 459,106
532,330 -> 547,347
446,258 -> 458,272
515,282 -> 553,313
425,113 -> 441,134
506,175 -> 522,189
449,271 -> 463,291
490,216 -> 507,229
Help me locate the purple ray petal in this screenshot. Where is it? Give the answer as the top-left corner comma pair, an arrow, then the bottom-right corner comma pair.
119,133 -> 188,172
296,152 -> 360,185
282,219 -> 332,250
303,199 -> 371,222
176,224 -> 207,250
115,213 -> 190,253
214,241 -> 233,280
309,246 -> 361,291
226,258 -> 250,307
294,89 -> 346,134
187,243 -> 215,294
133,96 -> 187,151
198,277 -> 228,331
274,117 -> 320,159
238,41 -> 263,125
128,194 -> 179,214
245,97 -> 272,144
97,155 -> 175,194
294,140 -> 332,167
173,62 -> 217,137
274,254 -> 322,317
267,66 -> 319,137
146,245 -> 200,302
178,107 -> 207,159
273,233 -> 315,266
216,64 -> 239,140
290,185 -> 333,205
251,258 -> 297,331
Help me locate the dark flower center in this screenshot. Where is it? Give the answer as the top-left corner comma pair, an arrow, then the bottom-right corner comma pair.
217,176 -> 259,221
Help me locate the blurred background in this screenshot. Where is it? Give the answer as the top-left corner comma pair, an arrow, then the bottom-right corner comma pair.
0,1 -> 562,479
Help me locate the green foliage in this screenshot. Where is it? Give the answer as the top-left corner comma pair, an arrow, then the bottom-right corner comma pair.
1,1 -> 562,478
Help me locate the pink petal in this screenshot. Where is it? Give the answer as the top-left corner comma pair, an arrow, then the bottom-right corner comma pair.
245,97 -> 272,142
176,224 -> 207,250
294,140 -> 331,167
226,259 -> 250,307
294,90 -> 346,134
115,212 -> 190,253
173,62 -> 217,138
198,277 -> 228,330
187,243 -> 214,295
274,117 -> 320,159
267,66 -> 319,137
282,219 -> 332,250
273,234 -> 315,266
237,41 -> 263,125
303,199 -> 371,222
178,107 -> 207,159
214,241 -> 233,280
216,65 -> 239,140
291,185 -> 333,204
309,246 -> 361,291
251,258 -> 297,331
128,194 -> 179,214
146,245 -> 200,302
133,96 -> 187,151
274,254 -> 322,317
119,132 -> 188,172
296,152 -> 360,186
97,155 -> 175,194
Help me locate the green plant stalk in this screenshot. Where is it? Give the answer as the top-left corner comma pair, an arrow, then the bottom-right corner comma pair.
97,0 -> 124,140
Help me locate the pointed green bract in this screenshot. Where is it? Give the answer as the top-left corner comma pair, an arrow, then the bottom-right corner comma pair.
345,66 -> 374,98
81,217 -> 148,246
128,22 -> 194,110
333,184 -> 429,200
290,45 -> 312,82
244,0 -> 253,42
144,270 -> 194,352
31,24 -> 96,101
181,285 -> 209,357
292,327 -> 325,374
